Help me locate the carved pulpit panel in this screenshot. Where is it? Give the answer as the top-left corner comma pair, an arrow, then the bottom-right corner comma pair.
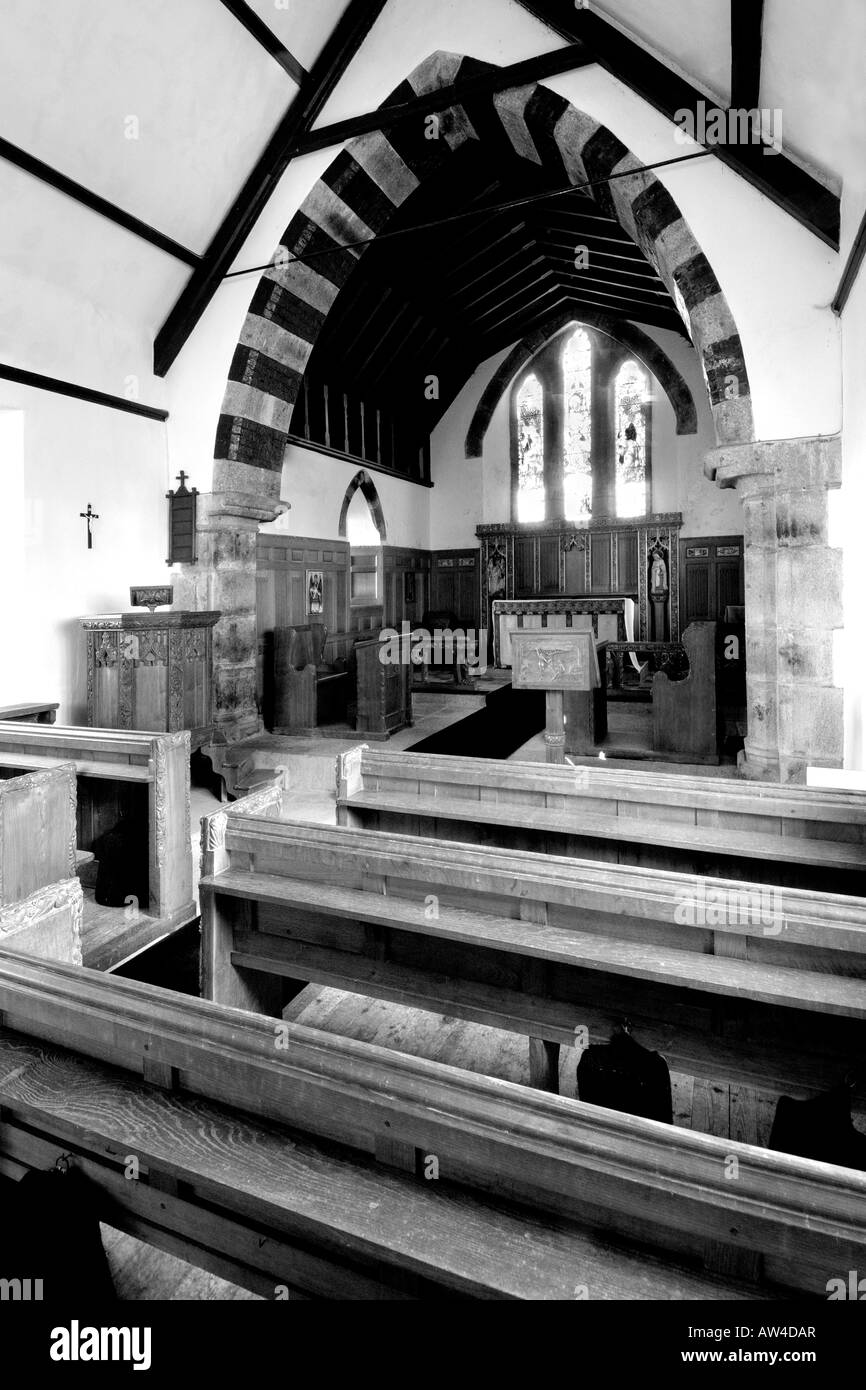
81,610 -> 219,749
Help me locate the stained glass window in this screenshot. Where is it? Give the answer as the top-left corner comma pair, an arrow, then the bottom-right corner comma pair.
516,373 -> 545,522
562,328 -> 593,518
615,359 -> 649,517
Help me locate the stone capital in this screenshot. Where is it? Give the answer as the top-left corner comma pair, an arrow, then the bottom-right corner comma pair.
706,433 -> 842,493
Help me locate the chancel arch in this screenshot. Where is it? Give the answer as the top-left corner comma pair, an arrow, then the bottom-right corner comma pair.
213,54 -> 753,518
200,48 -> 845,781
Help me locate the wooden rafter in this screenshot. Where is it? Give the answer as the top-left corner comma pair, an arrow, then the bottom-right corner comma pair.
730,0 -> 765,112
515,0 -> 840,249
288,42 -> 595,157
154,0 -> 391,376
0,136 -> 199,267
217,0 -> 307,84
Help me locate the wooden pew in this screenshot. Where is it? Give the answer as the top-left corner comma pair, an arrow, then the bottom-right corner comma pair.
0,722 -> 195,970
336,745 -> 866,893
0,701 -> 58,724
0,765 -> 82,965
199,807 -> 866,1108
653,621 -> 719,763
0,948 -> 860,1298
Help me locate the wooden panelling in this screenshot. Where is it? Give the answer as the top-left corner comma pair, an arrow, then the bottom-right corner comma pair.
680,536 -> 744,627
514,537 -> 535,596
429,550 -> 479,625
590,532 -> 612,592
382,547 -> 430,628
538,537 -> 559,593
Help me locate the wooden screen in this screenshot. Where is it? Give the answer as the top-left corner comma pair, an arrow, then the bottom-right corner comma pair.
679,536 -> 745,625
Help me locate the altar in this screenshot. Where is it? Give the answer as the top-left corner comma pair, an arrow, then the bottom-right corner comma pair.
80,610 -> 219,748
492,595 -> 636,668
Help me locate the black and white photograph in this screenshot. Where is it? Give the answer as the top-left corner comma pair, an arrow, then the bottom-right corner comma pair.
1,0 -> 865,1357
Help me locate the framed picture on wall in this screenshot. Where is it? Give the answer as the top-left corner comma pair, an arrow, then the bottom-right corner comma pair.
307,570 -> 324,615
404,571 -> 416,606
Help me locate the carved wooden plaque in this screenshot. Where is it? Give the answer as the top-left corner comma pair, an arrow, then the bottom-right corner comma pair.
509,629 -> 600,691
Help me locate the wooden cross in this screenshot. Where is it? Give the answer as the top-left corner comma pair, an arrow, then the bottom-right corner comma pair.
80,503 -> 99,550
175,471 -> 189,493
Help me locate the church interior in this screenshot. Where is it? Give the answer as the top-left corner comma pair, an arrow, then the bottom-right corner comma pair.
2,0 -> 866,1310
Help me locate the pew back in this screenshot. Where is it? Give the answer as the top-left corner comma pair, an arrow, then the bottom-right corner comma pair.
337,745 -> 866,892
0,765 -> 82,964
200,809 -> 866,1103
0,722 -> 194,969
0,948 -> 861,1297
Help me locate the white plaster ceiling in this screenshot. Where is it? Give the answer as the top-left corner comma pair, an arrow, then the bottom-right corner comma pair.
0,0 -> 863,376
243,0 -> 352,70
0,0 -> 290,251
592,0 -> 732,106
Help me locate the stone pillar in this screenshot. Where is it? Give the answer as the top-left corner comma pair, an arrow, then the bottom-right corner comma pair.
708,435 -> 842,783
173,462 -> 283,753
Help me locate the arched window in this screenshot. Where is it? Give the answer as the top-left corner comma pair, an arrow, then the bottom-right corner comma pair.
515,373 -> 545,522
614,359 -> 649,518
562,328 -> 592,519
509,325 -> 652,523
345,488 -> 381,544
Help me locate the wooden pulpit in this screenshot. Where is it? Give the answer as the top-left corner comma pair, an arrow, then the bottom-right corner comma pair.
80,611 -> 219,749
510,629 -> 608,763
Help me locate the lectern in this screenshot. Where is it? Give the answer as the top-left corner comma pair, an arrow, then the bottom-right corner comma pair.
510,629 -> 607,762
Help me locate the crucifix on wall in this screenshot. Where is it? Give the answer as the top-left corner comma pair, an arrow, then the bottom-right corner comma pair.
80,503 -> 99,549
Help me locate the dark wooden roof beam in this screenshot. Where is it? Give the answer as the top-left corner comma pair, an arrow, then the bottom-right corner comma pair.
0,136 -> 199,266
447,245 -> 543,303
730,0 -> 765,113
289,43 -> 596,157
217,0 -> 306,84
154,0 -> 391,375
516,0 -> 839,248
457,256 -> 550,314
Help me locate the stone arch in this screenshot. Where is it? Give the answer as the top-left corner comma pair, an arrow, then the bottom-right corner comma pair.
213,49 -> 754,516
465,310 -> 698,458
203,48 -> 759,753
338,469 -> 387,542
